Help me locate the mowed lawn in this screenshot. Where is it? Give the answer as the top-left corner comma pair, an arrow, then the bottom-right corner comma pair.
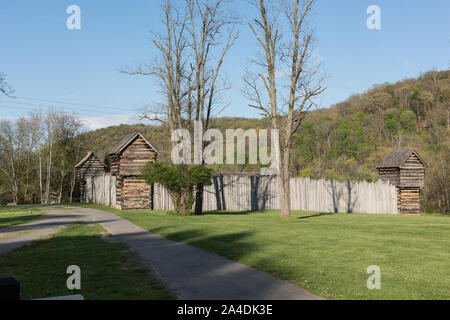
0,223 -> 174,300
0,206 -> 43,229
78,204 -> 450,300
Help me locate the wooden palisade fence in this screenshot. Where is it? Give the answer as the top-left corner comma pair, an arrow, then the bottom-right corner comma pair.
85,173 -> 398,214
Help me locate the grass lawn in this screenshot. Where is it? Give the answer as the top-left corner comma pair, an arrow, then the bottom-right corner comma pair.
0,222 -> 174,300
75,204 -> 450,300
0,206 -> 43,229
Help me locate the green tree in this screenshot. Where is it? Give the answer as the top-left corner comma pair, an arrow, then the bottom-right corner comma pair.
139,162 -> 213,214
399,109 -> 417,133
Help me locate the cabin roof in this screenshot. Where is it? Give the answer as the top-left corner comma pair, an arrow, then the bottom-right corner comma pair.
108,131 -> 160,156
377,149 -> 427,169
75,151 -> 107,169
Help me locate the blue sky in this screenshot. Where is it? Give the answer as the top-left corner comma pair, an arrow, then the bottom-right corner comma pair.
0,0 -> 449,130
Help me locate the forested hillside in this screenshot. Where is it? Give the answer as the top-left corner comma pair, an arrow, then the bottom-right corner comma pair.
1,70 -> 448,213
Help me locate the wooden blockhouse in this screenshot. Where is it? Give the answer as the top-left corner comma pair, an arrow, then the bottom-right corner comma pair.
75,152 -> 107,202
108,131 -> 159,210
377,149 -> 427,214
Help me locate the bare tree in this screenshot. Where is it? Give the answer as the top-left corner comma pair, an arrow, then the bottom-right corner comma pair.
122,0 -> 193,212
185,0 -> 238,214
16,117 -> 34,202
69,136 -> 83,203
122,0 -> 189,134
27,112 -> 45,203
123,0 -> 238,214
244,0 -> 325,217
53,113 -> 82,203
0,73 -> 14,96
0,120 -> 19,204
43,112 -> 57,204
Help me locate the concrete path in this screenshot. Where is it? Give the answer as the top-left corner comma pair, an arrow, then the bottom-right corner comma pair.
0,208 -> 91,255
1,206 -> 323,300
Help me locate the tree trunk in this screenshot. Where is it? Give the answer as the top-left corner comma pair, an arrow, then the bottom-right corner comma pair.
45,141 -> 52,204
58,170 -> 65,204
24,153 -> 30,203
69,168 -> 76,203
279,146 -> 291,218
9,153 -> 18,205
194,184 -> 204,215
38,149 -> 44,204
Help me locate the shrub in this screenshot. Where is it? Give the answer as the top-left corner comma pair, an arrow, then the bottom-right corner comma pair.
139,162 -> 212,214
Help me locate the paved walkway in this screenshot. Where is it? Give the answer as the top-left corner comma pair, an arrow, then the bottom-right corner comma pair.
0,208 -> 91,255
0,206 -> 323,300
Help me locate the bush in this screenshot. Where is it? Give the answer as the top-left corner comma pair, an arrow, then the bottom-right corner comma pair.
139,162 -> 212,214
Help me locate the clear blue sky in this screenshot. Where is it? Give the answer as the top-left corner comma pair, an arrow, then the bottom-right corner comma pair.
0,0 -> 449,130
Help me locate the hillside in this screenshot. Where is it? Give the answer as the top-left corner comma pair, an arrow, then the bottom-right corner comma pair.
78,70 -> 449,213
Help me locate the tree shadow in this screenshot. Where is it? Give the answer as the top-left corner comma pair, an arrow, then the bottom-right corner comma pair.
0,215 -> 114,233
0,225 -> 173,300
200,210 -> 254,216
130,227 -> 321,299
1,220 -> 321,300
297,212 -> 334,219
0,215 -> 43,230
211,174 -> 276,212
328,180 -> 357,214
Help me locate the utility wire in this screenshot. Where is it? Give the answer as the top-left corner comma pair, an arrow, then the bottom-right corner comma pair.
5,95 -> 134,112
0,100 -> 132,116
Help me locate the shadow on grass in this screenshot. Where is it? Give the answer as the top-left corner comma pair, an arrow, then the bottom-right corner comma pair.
200,210 -> 256,216
0,223 -> 174,300
144,226 -> 258,260
0,215 -> 42,229
297,212 -> 335,219
0,215 -> 115,234
141,227 -> 319,299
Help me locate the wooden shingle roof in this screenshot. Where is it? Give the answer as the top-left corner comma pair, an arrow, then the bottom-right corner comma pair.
377,149 -> 426,169
108,131 -> 160,156
75,151 -> 107,169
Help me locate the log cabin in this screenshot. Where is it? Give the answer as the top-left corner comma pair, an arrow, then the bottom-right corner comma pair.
75,151 -> 107,202
377,149 -> 427,214
108,131 -> 159,210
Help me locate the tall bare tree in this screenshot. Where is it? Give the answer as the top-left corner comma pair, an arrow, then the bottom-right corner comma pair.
123,0 -> 238,214
244,0 -> 325,217
0,120 -> 19,204
123,0 -> 188,134
0,73 -> 14,96
185,0 -> 238,214
27,112 -> 45,203
53,113 -> 82,203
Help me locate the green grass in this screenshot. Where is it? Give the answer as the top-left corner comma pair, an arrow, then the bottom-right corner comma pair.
75,204 -> 450,300
0,222 -> 174,300
0,206 -> 43,229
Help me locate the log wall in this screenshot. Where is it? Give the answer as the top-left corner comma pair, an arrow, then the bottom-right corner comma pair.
378,168 -> 400,186
397,187 -> 421,215
110,136 -> 157,210
400,154 -> 425,188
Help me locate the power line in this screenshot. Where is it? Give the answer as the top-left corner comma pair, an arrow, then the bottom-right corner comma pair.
0,100 -> 131,116
16,96 -> 134,112
1,95 -> 140,113
0,105 -> 143,124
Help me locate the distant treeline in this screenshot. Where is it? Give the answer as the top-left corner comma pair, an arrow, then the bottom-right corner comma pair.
1,70 -> 449,213
0,111 -> 83,205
